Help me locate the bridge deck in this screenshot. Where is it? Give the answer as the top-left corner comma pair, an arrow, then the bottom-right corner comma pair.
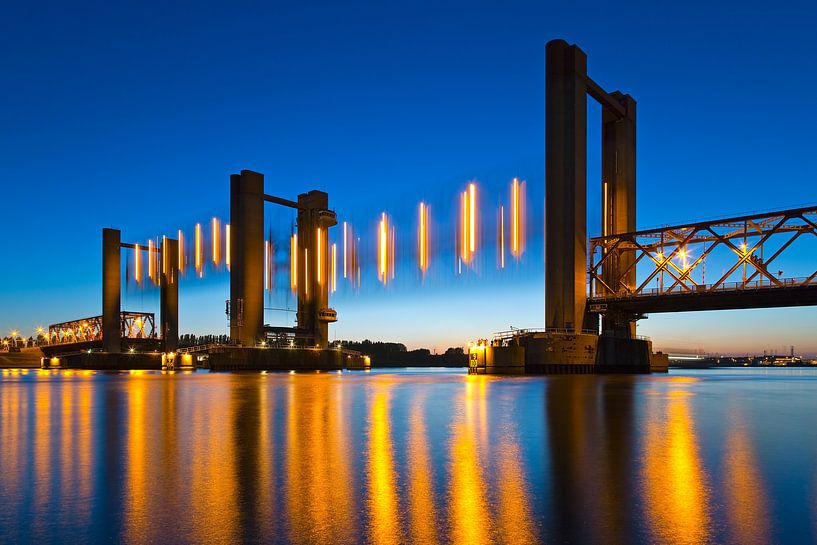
588,282 -> 817,314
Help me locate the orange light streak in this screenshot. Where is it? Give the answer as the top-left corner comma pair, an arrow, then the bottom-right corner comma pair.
511,178 -> 520,255
469,182 -> 476,253
343,222 -> 348,279
460,191 -> 468,262
304,248 -> 309,297
177,230 -> 185,273
162,235 -> 168,276
148,239 -> 155,282
225,224 -> 230,270
195,223 -> 203,276
317,228 -> 323,285
418,202 -> 428,273
290,234 -> 298,293
211,218 -> 220,265
331,243 -> 337,293
134,244 -> 141,284
379,213 -> 387,282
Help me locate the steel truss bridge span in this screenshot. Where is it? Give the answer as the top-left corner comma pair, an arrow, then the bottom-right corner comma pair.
588,206 -> 817,315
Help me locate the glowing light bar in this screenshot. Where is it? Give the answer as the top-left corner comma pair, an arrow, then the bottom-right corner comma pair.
162,235 -> 168,276
225,224 -> 230,270
212,218 -> 220,265
331,243 -> 337,293
379,213 -> 388,283
148,239 -> 155,282
317,228 -> 323,285
177,230 -> 185,273
343,221 -> 348,279
304,247 -> 309,296
195,223 -> 203,276
134,244 -> 141,284
511,178 -> 520,255
290,234 -> 297,293
418,202 -> 428,273
469,182 -> 476,253
460,191 -> 468,262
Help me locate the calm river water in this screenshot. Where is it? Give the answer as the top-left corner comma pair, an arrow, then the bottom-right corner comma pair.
1,368 -> 817,544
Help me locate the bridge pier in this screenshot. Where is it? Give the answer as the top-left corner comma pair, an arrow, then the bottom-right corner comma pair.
102,228 -> 121,353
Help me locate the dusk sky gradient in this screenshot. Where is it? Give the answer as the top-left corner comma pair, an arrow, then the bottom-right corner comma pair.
2,0 -> 816,354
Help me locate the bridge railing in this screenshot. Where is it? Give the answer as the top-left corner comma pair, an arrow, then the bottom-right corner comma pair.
591,275 -> 817,300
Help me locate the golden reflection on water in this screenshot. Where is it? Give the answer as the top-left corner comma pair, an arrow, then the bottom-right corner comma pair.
286,375 -> 355,544
448,376 -> 491,545
368,381 -> 401,545
407,394 -> 439,545
723,413 -> 769,545
643,383 -> 710,545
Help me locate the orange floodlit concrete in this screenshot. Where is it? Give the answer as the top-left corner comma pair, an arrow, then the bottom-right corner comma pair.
212,218 -> 221,265
134,243 -> 141,283
177,230 -> 184,273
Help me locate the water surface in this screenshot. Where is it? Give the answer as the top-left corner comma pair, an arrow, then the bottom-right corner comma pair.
2,368 -> 817,544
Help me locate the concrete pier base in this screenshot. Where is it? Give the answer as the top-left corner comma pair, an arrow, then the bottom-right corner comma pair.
470,331 -> 654,375
207,346 -> 370,372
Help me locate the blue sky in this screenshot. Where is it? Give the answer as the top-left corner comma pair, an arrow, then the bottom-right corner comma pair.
2,0 -> 816,354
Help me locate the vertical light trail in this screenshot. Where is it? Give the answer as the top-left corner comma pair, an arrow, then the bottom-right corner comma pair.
162,235 -> 168,276
343,222 -> 348,279
225,224 -> 230,271
511,178 -> 520,256
331,243 -> 337,293
304,248 -> 309,297
134,244 -> 141,284
148,239 -> 155,282
290,234 -> 297,293
316,228 -> 323,285
460,191 -> 468,262
500,205 -> 505,269
602,181 -> 608,237
177,230 -> 185,273
468,182 -> 476,253
211,218 -> 220,265
195,223 -> 203,276
418,202 -> 428,273
379,213 -> 387,283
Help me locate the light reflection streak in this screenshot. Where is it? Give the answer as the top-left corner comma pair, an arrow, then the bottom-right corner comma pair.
643,386 -> 710,544
448,377 -> 490,545
368,382 -> 401,544
724,414 -> 769,545
407,394 -> 439,544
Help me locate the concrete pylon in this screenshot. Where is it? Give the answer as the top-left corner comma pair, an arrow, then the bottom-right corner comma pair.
102,228 -> 121,353
229,170 -> 265,346
160,237 -> 179,352
296,190 -> 335,348
602,92 -> 637,337
545,39 -> 588,332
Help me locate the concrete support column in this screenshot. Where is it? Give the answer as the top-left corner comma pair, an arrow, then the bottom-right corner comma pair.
230,170 -> 265,346
296,190 -> 332,348
102,228 -> 121,353
545,39 -> 588,332
160,238 -> 179,352
602,93 -> 637,337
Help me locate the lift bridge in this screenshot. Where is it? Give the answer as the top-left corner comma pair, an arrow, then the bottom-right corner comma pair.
41,38 -> 817,374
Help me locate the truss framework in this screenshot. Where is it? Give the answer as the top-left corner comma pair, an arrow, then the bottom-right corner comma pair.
49,311 -> 156,345
589,206 -> 817,300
